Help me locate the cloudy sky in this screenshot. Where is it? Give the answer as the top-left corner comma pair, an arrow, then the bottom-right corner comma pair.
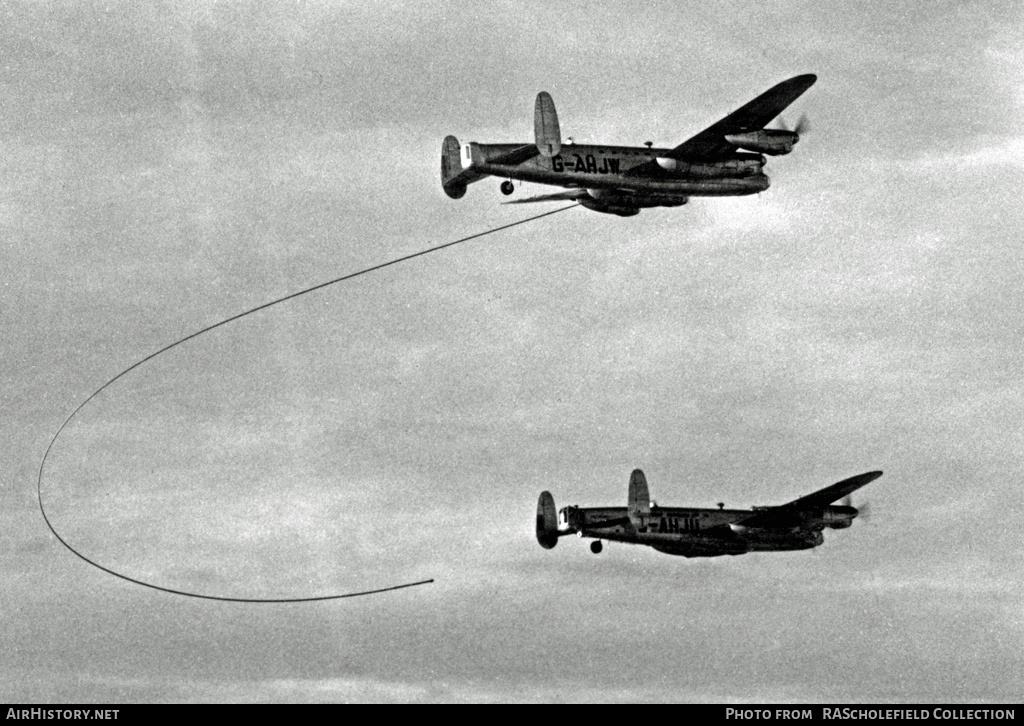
2,0 -> 1022,703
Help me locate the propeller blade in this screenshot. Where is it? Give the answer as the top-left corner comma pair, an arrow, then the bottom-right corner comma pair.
841,494 -> 870,524
794,113 -> 810,136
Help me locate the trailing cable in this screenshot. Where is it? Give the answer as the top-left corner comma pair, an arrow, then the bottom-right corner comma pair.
36,204 -> 579,602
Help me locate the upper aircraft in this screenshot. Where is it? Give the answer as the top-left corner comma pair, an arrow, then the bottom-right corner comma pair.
537,469 -> 880,557
442,74 -> 816,216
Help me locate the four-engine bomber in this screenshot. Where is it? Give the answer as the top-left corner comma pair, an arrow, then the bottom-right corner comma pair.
537,470 -> 880,557
443,74 -> 816,216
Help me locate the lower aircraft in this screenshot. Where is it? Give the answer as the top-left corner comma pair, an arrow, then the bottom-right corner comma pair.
536,470 -> 881,556
442,74 -> 816,216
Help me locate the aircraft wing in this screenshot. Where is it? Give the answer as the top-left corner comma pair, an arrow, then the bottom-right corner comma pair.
502,189 -> 588,204
663,74 -> 817,161
735,470 -> 882,529
487,144 -> 541,166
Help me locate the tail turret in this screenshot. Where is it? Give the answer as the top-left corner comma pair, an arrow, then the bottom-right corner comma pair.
441,135 -> 487,199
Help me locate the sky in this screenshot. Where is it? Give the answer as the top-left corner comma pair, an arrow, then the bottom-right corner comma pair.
1,0 -> 1022,704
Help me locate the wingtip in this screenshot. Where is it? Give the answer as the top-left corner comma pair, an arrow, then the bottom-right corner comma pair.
780,73 -> 817,90
763,74 -> 817,99
835,470 -> 883,488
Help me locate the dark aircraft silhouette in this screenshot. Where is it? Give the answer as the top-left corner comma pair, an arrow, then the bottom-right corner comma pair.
537,470 -> 880,556
443,74 -> 816,216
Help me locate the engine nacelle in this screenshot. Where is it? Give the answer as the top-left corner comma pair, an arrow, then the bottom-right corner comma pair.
536,491 -> 559,549
822,504 -> 857,529
724,130 -> 798,156
583,189 -> 688,214
578,197 -> 640,217
656,154 -> 765,177
741,528 -> 825,552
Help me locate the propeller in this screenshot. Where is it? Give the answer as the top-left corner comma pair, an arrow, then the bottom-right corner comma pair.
842,495 -> 871,523
778,113 -> 811,139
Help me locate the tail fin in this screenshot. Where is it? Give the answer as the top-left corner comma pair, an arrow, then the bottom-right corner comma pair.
627,469 -> 651,532
441,135 -> 487,199
536,491 -> 559,549
441,135 -> 468,198
534,92 -> 561,157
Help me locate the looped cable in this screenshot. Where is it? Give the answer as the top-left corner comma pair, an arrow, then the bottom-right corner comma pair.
37,205 -> 578,602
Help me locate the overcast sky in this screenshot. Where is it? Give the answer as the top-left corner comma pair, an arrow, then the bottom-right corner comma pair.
2,0 -> 1022,703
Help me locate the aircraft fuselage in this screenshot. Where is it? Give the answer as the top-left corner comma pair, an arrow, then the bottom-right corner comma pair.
560,504 -> 832,557
445,76 -> 817,214
537,470 -> 878,558
464,142 -> 769,197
